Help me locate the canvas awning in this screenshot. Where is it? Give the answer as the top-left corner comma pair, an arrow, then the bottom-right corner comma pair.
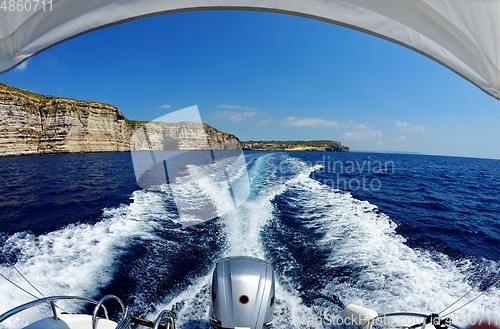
0,0 -> 499,99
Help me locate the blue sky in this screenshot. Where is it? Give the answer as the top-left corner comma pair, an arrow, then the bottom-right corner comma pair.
1,10 -> 499,159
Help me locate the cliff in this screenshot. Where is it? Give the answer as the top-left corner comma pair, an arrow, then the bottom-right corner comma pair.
0,83 -> 241,156
0,82 -> 348,156
130,121 -> 241,151
0,83 -> 131,156
204,124 -> 241,150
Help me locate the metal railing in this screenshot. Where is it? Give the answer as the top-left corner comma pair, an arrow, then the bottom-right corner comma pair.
153,310 -> 176,329
92,295 -> 128,329
377,312 -> 464,329
0,295 -> 101,323
0,294 -> 129,328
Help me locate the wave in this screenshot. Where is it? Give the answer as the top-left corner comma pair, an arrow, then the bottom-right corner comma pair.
145,153 -> 322,328
0,188 -> 174,328
1,153 -> 498,328
270,158 -> 499,326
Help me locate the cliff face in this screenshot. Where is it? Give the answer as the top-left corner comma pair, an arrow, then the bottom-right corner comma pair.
0,83 -> 241,156
130,122 -> 242,151
37,100 -> 131,154
204,124 -> 241,150
0,83 -> 130,156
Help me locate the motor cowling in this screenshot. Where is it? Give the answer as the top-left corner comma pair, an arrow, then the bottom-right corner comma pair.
210,256 -> 275,329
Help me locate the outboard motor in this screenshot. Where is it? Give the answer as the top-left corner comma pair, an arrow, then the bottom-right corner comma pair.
210,256 -> 275,329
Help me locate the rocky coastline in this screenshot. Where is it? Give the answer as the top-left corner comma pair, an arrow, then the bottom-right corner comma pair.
0,82 -> 348,157
0,83 -> 240,156
242,140 -> 349,152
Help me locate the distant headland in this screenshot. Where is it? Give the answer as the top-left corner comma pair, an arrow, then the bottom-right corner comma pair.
0,82 -> 348,156
242,140 -> 349,152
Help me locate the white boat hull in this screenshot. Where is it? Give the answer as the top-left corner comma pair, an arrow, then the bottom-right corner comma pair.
23,314 -> 117,329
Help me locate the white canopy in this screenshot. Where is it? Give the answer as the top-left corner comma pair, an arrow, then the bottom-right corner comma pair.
0,0 -> 499,99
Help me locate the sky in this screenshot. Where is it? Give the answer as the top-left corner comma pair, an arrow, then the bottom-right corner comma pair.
0,10 -> 499,159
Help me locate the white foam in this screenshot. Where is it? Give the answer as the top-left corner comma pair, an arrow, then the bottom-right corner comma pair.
147,154 -> 322,328
284,174 -> 499,326
162,153 -> 499,327
163,153 -> 251,227
3,153 -> 497,329
0,188 -> 175,328
146,274 -> 212,326
222,155 -> 321,258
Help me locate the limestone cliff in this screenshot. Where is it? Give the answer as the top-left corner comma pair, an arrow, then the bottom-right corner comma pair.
204,124 -> 241,150
0,83 -> 130,156
130,121 -> 242,151
0,83 -> 241,156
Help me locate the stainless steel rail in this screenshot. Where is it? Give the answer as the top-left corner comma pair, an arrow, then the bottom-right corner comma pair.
378,312 -> 464,329
153,310 -> 176,329
92,295 -> 127,329
0,295 -> 101,323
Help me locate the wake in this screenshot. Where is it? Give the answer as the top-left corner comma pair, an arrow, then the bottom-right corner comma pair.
1,153 -> 498,328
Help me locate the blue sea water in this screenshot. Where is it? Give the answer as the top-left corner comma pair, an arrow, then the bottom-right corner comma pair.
0,151 -> 498,328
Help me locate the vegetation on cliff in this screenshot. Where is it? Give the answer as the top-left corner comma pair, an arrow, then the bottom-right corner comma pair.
242,140 -> 349,152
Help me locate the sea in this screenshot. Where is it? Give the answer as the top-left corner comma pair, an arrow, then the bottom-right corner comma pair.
0,151 -> 498,328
